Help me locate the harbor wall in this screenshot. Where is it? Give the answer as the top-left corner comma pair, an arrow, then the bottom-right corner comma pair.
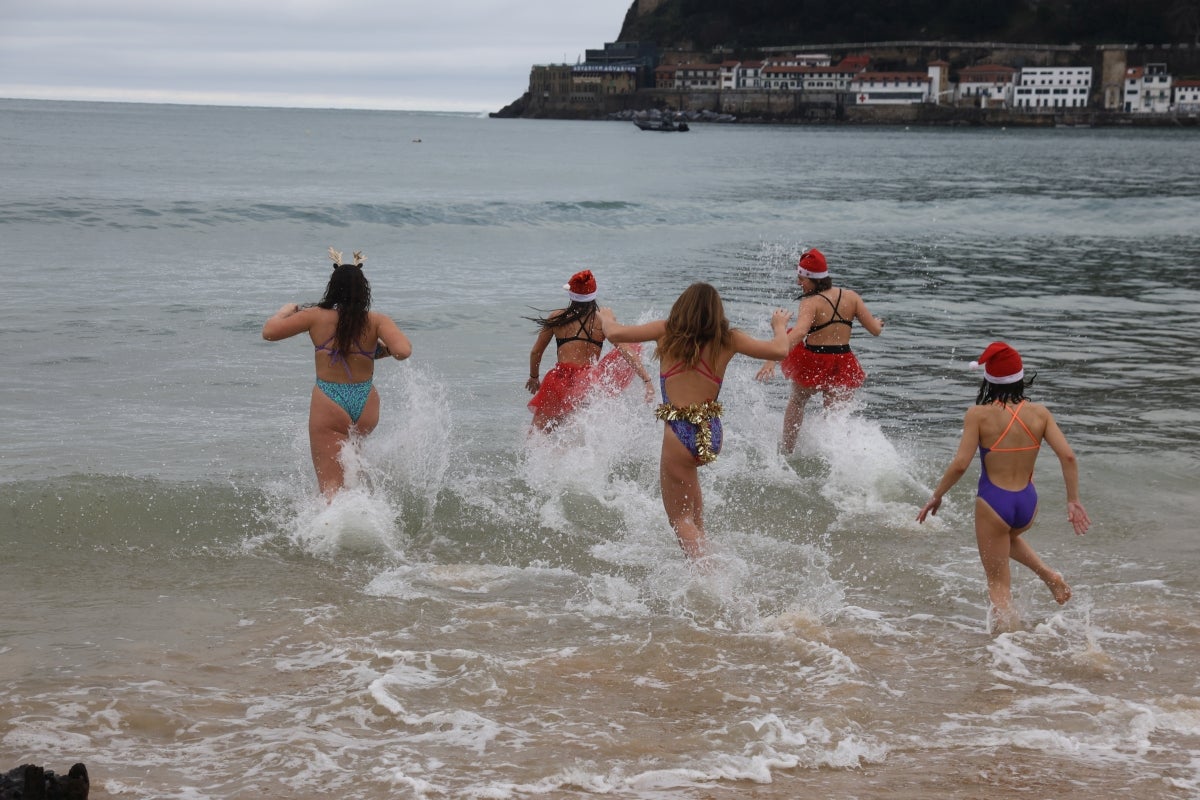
512,88 -> 1199,126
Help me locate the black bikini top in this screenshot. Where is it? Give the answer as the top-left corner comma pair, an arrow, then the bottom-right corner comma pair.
807,289 -> 853,334
555,310 -> 604,349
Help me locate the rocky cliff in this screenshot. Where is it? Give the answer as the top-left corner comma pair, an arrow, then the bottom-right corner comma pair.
618,0 -> 1198,52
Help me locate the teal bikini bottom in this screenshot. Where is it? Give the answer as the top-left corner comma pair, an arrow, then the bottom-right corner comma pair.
316,378 -> 373,423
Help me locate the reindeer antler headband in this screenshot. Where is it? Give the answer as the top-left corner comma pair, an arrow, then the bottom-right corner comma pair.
328,247 -> 366,268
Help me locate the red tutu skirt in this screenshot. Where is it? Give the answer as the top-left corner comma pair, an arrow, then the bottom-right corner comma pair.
780,343 -> 865,391
528,344 -> 642,417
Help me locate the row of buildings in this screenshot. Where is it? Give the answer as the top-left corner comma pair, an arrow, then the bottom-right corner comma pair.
527,42 -> 1200,115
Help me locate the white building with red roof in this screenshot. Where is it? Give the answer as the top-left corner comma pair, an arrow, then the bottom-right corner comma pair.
715,59 -> 770,90
849,71 -> 933,104
1124,64 -> 1172,113
1175,79 -> 1200,112
675,64 -> 722,90
761,64 -> 808,90
736,60 -> 765,89
958,64 -> 1017,106
761,62 -> 866,92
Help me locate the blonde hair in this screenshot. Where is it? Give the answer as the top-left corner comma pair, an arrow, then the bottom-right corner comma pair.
657,283 -> 731,367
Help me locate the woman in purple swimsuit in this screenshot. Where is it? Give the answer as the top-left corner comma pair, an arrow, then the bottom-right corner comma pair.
917,342 -> 1090,632
598,284 -> 791,560
262,248 -> 412,498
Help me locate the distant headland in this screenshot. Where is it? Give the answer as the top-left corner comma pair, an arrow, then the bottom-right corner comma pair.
491,0 -> 1200,126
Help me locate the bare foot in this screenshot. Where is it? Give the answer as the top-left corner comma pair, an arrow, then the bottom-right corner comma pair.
1046,572 -> 1072,605
988,604 -> 1021,635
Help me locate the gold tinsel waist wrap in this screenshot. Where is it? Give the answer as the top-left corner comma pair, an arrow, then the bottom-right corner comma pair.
654,400 -> 724,465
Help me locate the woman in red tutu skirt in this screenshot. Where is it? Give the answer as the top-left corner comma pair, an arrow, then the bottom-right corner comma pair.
756,248 -> 885,453
526,270 -> 654,432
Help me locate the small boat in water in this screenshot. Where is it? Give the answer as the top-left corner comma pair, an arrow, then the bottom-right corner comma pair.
633,117 -> 689,132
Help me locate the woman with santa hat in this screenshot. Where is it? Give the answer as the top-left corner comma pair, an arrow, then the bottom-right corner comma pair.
917,341 -> 1091,633
525,270 -> 654,432
755,247 -> 884,454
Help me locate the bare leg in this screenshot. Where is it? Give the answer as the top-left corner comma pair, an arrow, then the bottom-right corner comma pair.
1009,530 -> 1072,604
309,389 -> 350,498
782,384 -> 817,454
823,386 -> 855,410
659,429 -> 707,559
308,387 -> 379,499
974,498 -> 1020,632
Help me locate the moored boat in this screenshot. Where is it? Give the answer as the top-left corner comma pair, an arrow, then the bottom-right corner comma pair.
633,117 -> 689,132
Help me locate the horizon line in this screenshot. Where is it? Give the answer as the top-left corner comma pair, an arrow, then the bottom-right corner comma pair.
0,87 -> 502,116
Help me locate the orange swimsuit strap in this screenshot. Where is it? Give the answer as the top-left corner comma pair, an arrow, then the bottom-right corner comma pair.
987,400 -> 1041,453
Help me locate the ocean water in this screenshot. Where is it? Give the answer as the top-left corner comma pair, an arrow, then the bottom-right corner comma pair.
2,98 -> 1199,799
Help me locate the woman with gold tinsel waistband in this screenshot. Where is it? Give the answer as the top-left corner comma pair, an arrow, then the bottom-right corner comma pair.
599,283 -> 790,560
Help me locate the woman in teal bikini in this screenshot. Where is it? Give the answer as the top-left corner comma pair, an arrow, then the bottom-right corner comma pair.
599,284 -> 791,560
917,342 -> 1090,632
262,248 -> 412,498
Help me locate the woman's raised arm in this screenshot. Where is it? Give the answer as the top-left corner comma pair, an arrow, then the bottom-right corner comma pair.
262,304 -> 314,341
733,308 -> 792,361
597,307 -> 666,344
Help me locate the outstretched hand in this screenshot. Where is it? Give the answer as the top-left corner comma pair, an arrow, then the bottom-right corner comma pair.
1067,501 -> 1090,535
755,361 -> 778,382
916,495 -> 941,523
770,307 -> 792,330
525,376 -> 540,394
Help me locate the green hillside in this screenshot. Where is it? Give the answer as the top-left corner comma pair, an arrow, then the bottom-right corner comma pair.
618,0 -> 1200,51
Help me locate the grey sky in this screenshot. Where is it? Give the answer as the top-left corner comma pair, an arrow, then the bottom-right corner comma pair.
0,0 -> 633,111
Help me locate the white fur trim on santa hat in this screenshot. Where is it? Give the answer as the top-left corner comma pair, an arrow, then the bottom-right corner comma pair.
969,360 -> 1025,384
564,284 -> 598,303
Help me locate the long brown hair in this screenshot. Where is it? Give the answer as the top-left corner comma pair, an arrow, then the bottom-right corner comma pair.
318,264 -> 372,357
657,283 -> 731,367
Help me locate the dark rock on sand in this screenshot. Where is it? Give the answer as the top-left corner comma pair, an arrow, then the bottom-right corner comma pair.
0,763 -> 89,799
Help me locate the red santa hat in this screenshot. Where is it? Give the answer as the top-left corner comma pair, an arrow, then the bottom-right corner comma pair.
797,248 -> 829,280
970,341 -> 1024,384
564,270 -> 598,302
